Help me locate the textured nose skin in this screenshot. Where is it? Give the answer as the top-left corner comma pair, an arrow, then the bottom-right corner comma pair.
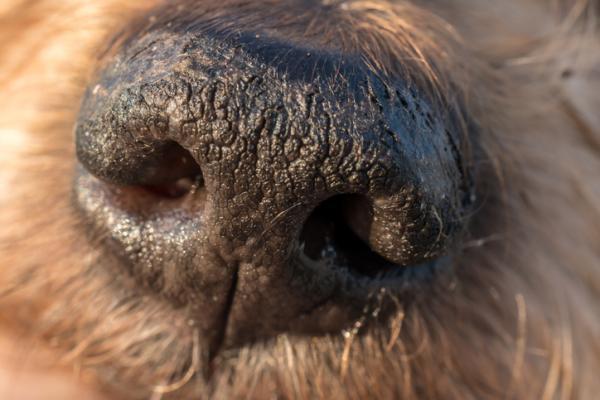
75,26 -> 469,347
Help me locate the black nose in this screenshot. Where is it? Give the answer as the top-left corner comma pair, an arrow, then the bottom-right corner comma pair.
75,25 -> 469,348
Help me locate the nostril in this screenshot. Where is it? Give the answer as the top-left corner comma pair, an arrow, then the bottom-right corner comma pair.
141,175 -> 202,199
78,137 -> 204,200
143,141 -> 202,184
137,141 -> 204,199
300,195 -> 399,278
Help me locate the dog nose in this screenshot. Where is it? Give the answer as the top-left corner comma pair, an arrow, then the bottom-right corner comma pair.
75,26 -> 469,347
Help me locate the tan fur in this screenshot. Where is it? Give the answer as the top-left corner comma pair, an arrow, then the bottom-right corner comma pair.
0,1 -> 598,399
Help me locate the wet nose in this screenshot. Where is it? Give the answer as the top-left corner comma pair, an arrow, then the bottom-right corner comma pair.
75,26 -> 468,347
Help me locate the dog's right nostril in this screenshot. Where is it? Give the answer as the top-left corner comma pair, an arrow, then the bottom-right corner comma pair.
138,141 -> 201,183
129,141 -> 203,199
76,130 -> 203,191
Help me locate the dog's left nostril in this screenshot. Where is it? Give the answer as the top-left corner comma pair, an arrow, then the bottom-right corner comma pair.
300,195 -> 401,278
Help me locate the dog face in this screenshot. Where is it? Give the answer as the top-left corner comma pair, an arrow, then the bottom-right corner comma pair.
0,1 -> 599,399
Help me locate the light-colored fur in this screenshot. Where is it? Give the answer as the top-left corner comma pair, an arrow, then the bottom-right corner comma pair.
0,1 -> 598,398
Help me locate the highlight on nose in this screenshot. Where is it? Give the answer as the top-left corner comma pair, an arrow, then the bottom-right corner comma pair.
74,22 -> 472,348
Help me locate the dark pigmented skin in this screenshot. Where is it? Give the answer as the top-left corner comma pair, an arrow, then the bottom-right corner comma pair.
74,18 -> 469,352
